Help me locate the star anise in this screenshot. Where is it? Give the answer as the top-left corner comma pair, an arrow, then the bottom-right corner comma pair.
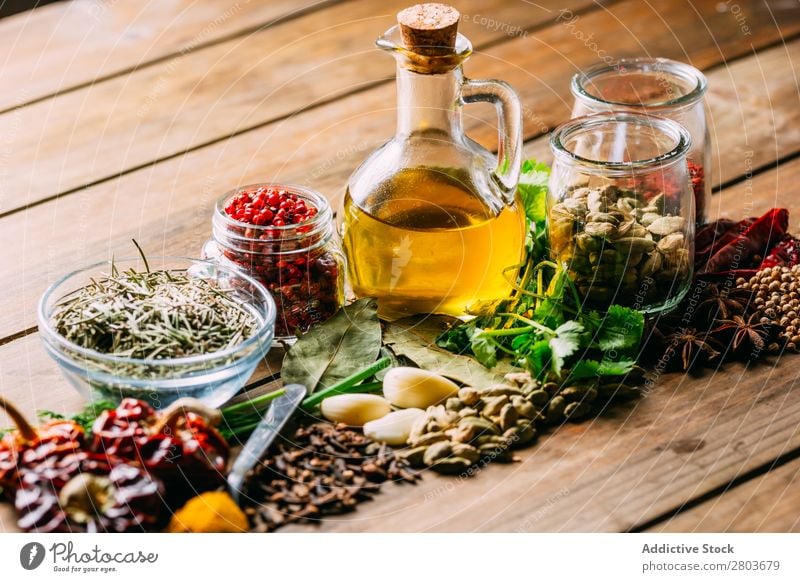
695,282 -> 751,325
712,312 -> 775,358
664,328 -> 722,371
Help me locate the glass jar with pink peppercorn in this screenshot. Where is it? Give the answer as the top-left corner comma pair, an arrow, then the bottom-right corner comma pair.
203,184 -> 344,339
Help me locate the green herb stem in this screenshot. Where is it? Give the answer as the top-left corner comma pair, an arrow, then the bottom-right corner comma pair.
301,356 -> 390,410
221,388 -> 287,417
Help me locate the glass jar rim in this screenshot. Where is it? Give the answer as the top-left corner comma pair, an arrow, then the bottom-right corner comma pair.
571,58 -> 708,110
550,112 -> 692,175
214,183 -> 332,241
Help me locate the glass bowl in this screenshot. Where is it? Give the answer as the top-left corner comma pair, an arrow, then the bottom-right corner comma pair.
37,257 -> 276,409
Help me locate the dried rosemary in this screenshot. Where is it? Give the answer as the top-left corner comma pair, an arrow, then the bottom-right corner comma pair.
51,265 -> 258,360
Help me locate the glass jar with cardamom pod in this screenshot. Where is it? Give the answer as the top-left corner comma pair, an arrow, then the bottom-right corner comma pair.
548,112 -> 695,314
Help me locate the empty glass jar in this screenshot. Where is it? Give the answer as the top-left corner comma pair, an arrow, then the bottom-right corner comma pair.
571,58 -> 709,224
548,112 -> 695,314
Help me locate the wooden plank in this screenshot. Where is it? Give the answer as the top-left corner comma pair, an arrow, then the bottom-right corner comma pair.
0,0 -> 601,213
652,457 -> 800,532
0,0 -> 335,112
1,34 -> 797,342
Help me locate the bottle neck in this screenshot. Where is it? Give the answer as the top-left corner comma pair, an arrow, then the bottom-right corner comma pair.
395,64 -> 463,137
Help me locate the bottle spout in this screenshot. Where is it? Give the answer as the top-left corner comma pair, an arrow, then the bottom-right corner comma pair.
376,25 -> 472,73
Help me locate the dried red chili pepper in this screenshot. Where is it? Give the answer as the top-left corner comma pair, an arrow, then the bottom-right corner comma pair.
760,235 -> 800,269
700,208 -> 789,274
90,398 -> 229,507
15,452 -> 165,533
695,217 -> 757,270
687,160 -> 705,222
0,396 -> 84,497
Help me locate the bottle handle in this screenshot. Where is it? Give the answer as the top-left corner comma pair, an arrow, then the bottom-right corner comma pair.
461,78 -> 523,203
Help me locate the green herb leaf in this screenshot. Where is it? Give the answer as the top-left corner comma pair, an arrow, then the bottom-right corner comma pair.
525,340 -> 552,379
549,320 -> 585,375
518,159 -> 551,262
568,358 -> 637,380
592,305 -> 645,351
469,329 -> 498,368
281,298 -> 382,394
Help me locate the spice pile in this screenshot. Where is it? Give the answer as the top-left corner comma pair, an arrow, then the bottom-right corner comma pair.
217,185 -> 342,336
649,208 -> 800,371
0,397 -> 229,532
398,369 -> 641,473
551,183 -> 690,307
242,423 -> 417,532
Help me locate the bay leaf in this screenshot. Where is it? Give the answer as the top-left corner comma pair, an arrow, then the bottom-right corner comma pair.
281,298 -> 381,394
382,315 -> 517,386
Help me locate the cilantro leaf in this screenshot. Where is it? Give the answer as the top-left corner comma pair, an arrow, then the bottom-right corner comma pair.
436,323 -> 474,353
568,358 -> 637,381
525,339 -> 553,379
469,329 -> 498,368
549,320 -> 585,375
593,305 -> 645,351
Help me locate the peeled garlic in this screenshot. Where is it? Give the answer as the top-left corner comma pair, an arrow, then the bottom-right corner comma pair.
320,394 -> 391,426
363,408 -> 424,446
382,367 -> 459,409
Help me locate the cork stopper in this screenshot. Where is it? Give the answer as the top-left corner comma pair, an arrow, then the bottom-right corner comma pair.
397,3 -> 460,56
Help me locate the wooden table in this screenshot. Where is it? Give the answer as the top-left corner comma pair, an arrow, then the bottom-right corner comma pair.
1,0 -> 799,533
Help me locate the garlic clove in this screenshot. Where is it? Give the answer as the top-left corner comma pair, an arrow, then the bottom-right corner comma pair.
363,408 -> 424,446
320,394 -> 391,426
383,367 -> 460,409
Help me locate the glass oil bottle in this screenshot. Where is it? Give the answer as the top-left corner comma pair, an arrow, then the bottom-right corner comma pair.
341,3 -> 526,318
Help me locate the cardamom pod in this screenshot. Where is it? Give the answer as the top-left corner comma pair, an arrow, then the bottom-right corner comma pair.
510,395 -> 537,419
423,441 -> 453,465
458,387 -> 480,406
560,385 -> 597,403
409,431 -> 449,448
526,389 -> 550,406
542,382 -> 560,396
499,403 -> 519,431
445,397 -> 464,412
457,407 -> 479,418
451,443 -> 480,464
478,384 -> 522,397
429,457 -> 473,475
477,443 -> 514,463
398,446 -> 428,468
546,395 -> 567,425
481,395 -> 509,417
564,401 -> 591,421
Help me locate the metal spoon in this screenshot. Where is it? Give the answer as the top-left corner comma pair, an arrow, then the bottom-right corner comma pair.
227,383 -> 306,504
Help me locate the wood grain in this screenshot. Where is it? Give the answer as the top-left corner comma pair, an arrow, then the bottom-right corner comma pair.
0,0 -> 334,112
0,0 -> 600,212
0,37 -> 797,341
652,456 -> 800,532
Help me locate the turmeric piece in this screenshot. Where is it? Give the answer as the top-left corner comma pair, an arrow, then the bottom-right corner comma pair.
167,491 -> 248,533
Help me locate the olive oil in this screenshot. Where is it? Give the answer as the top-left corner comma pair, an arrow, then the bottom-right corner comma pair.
342,168 -> 525,318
